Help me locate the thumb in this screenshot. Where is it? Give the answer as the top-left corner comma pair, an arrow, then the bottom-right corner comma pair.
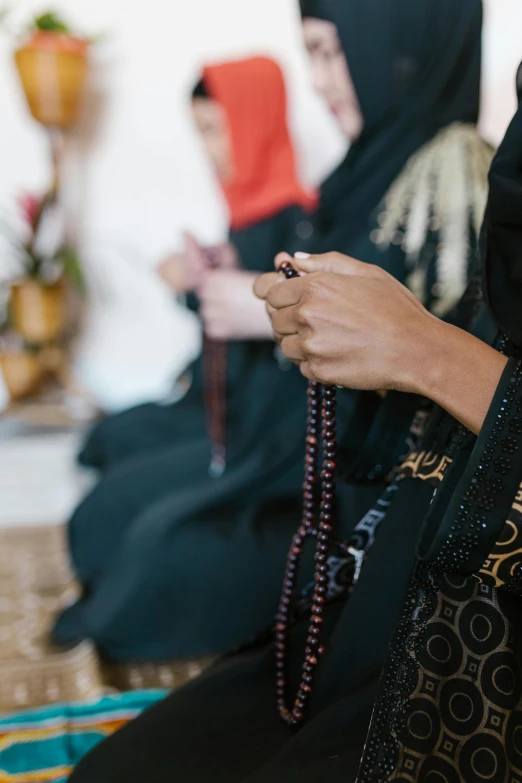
254,271 -> 283,301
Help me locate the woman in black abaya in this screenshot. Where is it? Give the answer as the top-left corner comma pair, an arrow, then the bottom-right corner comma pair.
71,72 -> 522,783
54,0 -> 489,663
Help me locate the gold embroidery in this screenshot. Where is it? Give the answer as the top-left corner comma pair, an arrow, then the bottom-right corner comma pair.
398,451 -> 452,483
479,481 -> 522,588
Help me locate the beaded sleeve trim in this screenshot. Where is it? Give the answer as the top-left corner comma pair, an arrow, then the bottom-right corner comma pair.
433,359 -> 522,573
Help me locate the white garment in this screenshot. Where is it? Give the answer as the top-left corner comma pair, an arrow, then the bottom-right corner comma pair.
74,247 -> 201,413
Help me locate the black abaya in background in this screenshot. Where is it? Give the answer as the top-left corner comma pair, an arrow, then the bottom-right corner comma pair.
70,60 -> 522,783
54,0 -> 487,663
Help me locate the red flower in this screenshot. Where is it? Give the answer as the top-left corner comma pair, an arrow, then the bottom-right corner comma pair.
18,194 -> 42,231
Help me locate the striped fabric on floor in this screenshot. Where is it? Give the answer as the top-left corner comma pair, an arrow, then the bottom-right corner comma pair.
0,691 -> 166,783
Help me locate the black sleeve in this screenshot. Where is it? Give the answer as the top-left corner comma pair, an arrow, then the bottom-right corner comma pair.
336,390 -> 426,484
418,358 -> 522,576
185,292 -> 200,314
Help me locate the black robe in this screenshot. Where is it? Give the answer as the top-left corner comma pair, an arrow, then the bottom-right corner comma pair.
70,359 -> 522,783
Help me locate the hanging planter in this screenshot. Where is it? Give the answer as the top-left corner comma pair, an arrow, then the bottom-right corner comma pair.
13,12 -> 89,128
10,278 -> 67,344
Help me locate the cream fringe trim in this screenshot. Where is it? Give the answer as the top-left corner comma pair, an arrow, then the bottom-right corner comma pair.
373,123 -> 494,316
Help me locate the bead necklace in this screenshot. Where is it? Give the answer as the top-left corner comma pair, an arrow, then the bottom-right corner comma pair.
203,248 -> 227,477
276,260 -> 337,726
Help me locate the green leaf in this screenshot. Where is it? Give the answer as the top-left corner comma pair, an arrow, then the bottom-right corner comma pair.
34,11 -> 70,34
55,247 -> 86,294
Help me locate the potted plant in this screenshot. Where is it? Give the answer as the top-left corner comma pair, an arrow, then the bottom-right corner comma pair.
13,11 -> 89,128
0,335 -> 43,401
6,192 -> 84,345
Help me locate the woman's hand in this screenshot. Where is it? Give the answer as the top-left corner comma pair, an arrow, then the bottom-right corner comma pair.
255,251 -> 508,434
157,252 -> 190,293
157,232 -> 210,294
256,252 -> 436,392
199,269 -> 273,341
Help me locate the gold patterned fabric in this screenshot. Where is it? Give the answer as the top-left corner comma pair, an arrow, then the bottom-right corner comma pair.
359,360 -> 522,782
479,482 -> 522,590
390,575 -> 522,783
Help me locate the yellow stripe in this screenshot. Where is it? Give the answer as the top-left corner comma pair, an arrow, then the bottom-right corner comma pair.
0,766 -> 72,783
0,720 -> 124,752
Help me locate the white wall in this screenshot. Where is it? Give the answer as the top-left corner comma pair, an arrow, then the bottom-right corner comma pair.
0,0 -> 343,264
0,0 -> 345,408
0,0 -> 520,406
481,0 -> 522,143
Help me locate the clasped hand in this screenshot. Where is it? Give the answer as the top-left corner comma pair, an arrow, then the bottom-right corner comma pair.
254,251 -> 443,394
158,232 -> 272,341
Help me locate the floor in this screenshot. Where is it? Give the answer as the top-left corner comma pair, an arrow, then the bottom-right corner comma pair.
0,430 -> 87,529
0,405 -> 213,714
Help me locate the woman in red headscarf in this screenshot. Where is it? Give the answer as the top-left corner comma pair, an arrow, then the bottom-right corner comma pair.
78,56 -> 317,471
53,57 -> 322,661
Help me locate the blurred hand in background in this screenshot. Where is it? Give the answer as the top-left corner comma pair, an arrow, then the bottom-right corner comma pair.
199,269 -> 273,341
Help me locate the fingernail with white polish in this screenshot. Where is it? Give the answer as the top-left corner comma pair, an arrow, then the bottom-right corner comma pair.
294,252 -> 311,259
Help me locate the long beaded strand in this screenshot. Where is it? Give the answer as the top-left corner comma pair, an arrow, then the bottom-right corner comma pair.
276,260 -> 337,726
203,248 -> 227,477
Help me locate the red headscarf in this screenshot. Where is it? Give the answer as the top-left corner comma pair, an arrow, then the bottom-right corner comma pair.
202,57 -> 317,231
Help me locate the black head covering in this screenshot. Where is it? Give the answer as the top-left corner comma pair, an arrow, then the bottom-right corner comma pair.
483,77 -> 522,345
299,0 -> 328,21
300,0 -> 483,262
191,78 -> 209,99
